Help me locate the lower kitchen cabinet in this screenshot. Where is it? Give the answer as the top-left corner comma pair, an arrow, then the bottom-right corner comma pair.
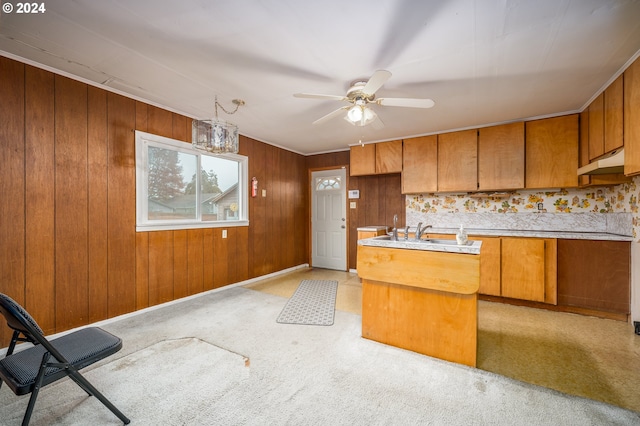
501,237 -> 557,304
557,239 -> 630,314
430,234 -> 556,303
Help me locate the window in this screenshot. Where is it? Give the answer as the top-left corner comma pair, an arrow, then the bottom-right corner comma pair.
315,176 -> 342,191
135,130 -> 248,231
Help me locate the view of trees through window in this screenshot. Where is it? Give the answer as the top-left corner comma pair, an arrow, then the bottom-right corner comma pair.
146,146 -> 238,222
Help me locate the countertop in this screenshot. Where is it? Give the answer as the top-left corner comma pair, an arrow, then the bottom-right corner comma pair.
421,227 -> 633,242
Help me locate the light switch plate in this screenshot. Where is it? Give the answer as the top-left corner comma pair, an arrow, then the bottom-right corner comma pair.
350,201 -> 357,209
262,189 -> 267,197
222,229 -> 227,238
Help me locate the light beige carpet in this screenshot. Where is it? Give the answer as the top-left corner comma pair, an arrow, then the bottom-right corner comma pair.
0,287 -> 638,425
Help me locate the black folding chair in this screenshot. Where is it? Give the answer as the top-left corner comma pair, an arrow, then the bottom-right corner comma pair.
0,293 -> 130,425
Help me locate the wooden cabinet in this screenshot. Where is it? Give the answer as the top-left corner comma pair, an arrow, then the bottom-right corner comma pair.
429,233 -> 501,298
472,236 -> 501,296
501,237 -> 556,304
557,239 -> 630,314
605,74 -> 624,153
588,75 -> 623,161
579,107 -> 630,187
588,92 -> 605,160
350,143 -> 376,175
478,122 -> 525,191
429,234 -> 556,303
350,140 -> 402,176
625,56 -> 640,175
525,114 -> 579,189
437,129 -> 478,192
375,140 -> 403,173
402,135 -> 437,193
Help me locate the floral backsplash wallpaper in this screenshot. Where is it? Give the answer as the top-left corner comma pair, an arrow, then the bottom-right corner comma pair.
405,176 -> 640,239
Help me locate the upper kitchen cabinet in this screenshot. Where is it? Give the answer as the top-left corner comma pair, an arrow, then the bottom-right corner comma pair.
605,74 -> 624,153
580,89 -> 630,187
478,122 -> 524,191
437,129 -> 478,192
625,56 -> 640,176
588,92 -> 605,160
350,140 -> 402,176
376,140 -> 403,173
350,143 -> 376,175
402,135 -> 437,194
525,114 -> 579,189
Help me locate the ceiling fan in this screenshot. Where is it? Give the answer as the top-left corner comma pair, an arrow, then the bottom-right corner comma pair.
293,70 -> 434,129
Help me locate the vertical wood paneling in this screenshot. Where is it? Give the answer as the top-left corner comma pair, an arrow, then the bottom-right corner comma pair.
0,56 -> 314,346
213,229 -> 229,288
0,57 -> 25,344
172,114 -> 188,142
135,232 -> 149,310
202,228 -> 215,291
87,86 -> 109,323
173,230 -> 188,299
135,101 -> 149,310
187,229 -> 204,295
246,138 -> 268,277
148,231 -> 174,305
148,105 -> 173,138
235,226 -> 249,282
55,75 -> 89,330
106,92 -> 137,317
24,65 -> 55,333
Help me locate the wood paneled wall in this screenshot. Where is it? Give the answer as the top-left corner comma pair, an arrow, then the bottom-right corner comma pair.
306,152 -> 405,270
0,57 -> 307,345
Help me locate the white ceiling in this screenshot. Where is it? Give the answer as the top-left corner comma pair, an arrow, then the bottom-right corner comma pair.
1,0 -> 640,155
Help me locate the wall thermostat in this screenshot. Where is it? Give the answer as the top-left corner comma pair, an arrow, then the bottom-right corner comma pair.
348,190 -> 360,199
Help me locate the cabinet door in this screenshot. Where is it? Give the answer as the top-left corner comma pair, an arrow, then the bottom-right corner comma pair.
478,122 -> 524,191
376,140 -> 402,174
471,236 -> 501,296
557,239 -> 630,313
625,57 -> 640,175
604,74 -> 624,153
525,115 -> 579,189
402,135 -> 437,193
501,237 -> 546,302
350,144 -> 376,176
437,129 -> 478,192
588,93 -> 605,161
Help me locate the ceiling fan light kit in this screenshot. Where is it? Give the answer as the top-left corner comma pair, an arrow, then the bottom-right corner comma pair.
192,97 -> 245,154
294,70 -> 434,129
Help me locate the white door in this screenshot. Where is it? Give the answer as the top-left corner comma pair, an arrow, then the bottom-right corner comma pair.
311,168 -> 347,270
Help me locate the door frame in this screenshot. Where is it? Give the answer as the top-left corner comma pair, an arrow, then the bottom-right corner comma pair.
308,165 -> 350,270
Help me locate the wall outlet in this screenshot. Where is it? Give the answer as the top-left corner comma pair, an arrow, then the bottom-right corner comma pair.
222,229 -> 227,239
262,189 -> 267,197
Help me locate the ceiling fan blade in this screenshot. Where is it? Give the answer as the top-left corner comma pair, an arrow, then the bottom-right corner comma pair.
376,97 -> 435,108
294,93 -> 347,101
361,70 -> 392,96
312,106 -> 349,125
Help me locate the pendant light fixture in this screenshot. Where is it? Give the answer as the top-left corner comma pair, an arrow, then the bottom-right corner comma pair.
192,96 -> 245,154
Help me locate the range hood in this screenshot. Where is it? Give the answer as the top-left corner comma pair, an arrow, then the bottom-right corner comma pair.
577,148 -> 624,175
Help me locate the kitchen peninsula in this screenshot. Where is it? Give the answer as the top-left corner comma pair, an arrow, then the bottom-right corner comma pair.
357,236 -> 482,367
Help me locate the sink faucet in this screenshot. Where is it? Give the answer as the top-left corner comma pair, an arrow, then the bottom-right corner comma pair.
415,222 -> 432,240
392,214 -> 398,241
404,225 -> 410,240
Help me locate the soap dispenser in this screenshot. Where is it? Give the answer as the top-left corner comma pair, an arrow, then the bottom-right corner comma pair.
456,224 -> 468,245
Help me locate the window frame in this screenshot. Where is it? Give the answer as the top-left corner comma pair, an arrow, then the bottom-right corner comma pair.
135,130 -> 249,232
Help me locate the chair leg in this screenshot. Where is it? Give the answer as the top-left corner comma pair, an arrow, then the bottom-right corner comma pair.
67,369 -> 130,425
0,331 -> 21,391
22,352 -> 51,426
